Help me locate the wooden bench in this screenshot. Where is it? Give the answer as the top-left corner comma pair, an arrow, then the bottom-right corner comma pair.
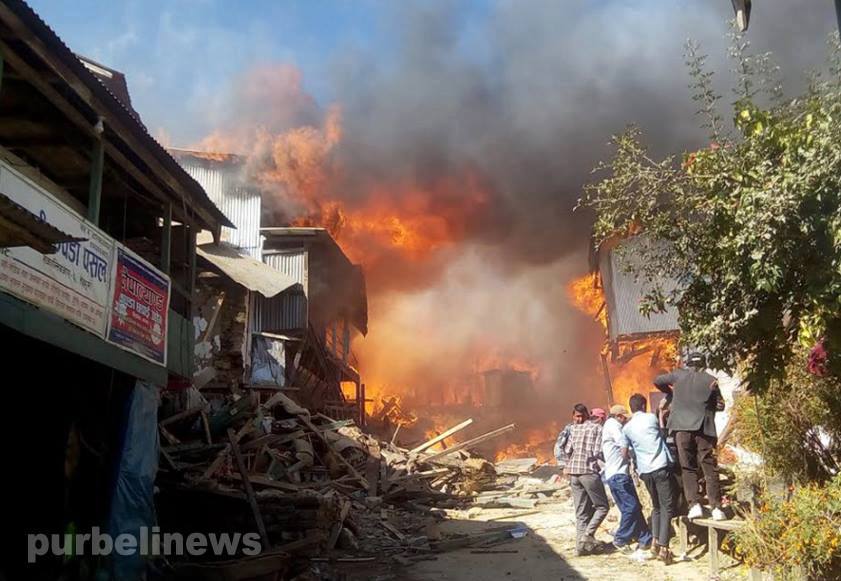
677,516 -> 762,579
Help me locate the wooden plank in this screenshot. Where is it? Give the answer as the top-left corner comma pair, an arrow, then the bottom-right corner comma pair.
227,429 -> 269,550
299,416 -> 369,489
160,406 -> 203,427
225,473 -> 302,493
409,418 -> 473,454
198,291 -> 226,344
327,501 -> 351,550
423,423 -> 516,462
692,517 -> 745,532
379,520 -> 406,541
158,425 -> 181,446
708,526 -> 719,575
240,430 -> 305,452
203,422 -> 252,479
366,457 -> 381,497
201,411 -> 213,445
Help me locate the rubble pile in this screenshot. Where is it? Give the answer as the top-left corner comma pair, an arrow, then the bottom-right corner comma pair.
154,390 -> 529,577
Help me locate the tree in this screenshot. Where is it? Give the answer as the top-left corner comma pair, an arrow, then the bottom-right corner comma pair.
580,32 -> 841,393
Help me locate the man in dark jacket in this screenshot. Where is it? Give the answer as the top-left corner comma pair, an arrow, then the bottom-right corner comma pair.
653,352 -> 726,521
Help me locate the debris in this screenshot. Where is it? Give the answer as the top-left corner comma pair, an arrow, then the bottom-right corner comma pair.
423,423 -> 516,462
410,418 -> 474,454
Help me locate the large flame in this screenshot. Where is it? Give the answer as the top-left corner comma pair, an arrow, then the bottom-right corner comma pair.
566,273 -> 678,409
190,65 -> 605,463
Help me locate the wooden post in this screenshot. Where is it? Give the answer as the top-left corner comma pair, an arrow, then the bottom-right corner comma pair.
87,127 -> 104,225
188,224 -> 197,296
708,526 -> 719,576
161,202 -> 172,274
600,351 -> 615,406
358,382 -> 366,426
227,429 -> 269,549
677,516 -> 688,558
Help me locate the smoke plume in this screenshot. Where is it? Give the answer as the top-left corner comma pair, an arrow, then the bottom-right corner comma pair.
193,0 -> 838,417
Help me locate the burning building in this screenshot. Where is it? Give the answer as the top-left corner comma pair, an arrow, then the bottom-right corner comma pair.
171,150 -> 367,422
568,235 -> 681,411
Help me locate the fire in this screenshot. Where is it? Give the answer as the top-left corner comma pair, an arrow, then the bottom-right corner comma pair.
567,273 -> 678,409
566,272 -> 607,329
609,337 -> 678,409
189,66 -> 600,464
495,423 -> 560,464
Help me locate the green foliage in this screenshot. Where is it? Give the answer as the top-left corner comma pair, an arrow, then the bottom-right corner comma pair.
734,352 -> 841,482
580,32 -> 841,392
731,474 -> 841,579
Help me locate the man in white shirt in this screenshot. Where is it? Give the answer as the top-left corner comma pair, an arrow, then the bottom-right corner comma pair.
602,404 -> 653,560
623,393 -> 676,565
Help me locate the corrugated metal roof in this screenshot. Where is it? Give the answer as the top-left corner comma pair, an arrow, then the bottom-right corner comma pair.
1,0 -> 232,230
196,242 -> 299,298
173,153 -> 262,259
599,236 -> 680,341
0,191 -> 81,253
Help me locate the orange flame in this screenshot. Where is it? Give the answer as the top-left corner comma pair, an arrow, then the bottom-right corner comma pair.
495,423 -> 560,463
566,273 -> 607,329
567,273 -> 678,410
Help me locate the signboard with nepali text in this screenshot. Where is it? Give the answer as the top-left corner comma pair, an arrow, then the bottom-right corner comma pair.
106,245 -> 170,366
0,158 -> 114,336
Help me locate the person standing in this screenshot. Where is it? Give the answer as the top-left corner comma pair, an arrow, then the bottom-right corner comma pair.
623,393 -> 675,564
602,404 -> 653,560
554,403 -> 589,470
564,404 -> 609,556
653,352 -> 726,521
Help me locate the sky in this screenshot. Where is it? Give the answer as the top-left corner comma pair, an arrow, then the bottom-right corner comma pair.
28,0 -> 838,149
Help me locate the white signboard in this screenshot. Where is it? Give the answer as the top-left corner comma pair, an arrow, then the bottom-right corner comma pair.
0,159 -> 114,336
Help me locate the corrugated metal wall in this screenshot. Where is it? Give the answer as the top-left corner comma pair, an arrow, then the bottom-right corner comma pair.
251,248 -> 308,332
177,159 -> 262,260
263,250 -> 307,287
599,237 -> 680,341
251,292 -> 307,333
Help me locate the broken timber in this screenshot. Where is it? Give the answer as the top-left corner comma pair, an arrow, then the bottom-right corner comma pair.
423,423 -> 516,462
410,418 -> 474,454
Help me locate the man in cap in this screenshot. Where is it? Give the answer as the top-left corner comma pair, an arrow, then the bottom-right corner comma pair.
654,352 -> 726,521
602,404 -> 653,560
590,407 -> 607,425
564,403 -> 609,556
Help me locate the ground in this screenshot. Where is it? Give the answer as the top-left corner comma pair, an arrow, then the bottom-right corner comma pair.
398,501 -> 748,581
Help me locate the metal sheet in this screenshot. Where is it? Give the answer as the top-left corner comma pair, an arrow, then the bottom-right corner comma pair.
599,236 -> 680,341
263,249 -> 307,289
175,156 -> 262,259
250,292 -> 307,333
251,248 -> 309,333
196,242 -> 299,298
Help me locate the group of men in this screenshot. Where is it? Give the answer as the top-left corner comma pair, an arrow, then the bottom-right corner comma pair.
554,353 -> 726,564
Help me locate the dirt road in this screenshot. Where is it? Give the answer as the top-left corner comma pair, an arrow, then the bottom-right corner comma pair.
401,502 -> 744,581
